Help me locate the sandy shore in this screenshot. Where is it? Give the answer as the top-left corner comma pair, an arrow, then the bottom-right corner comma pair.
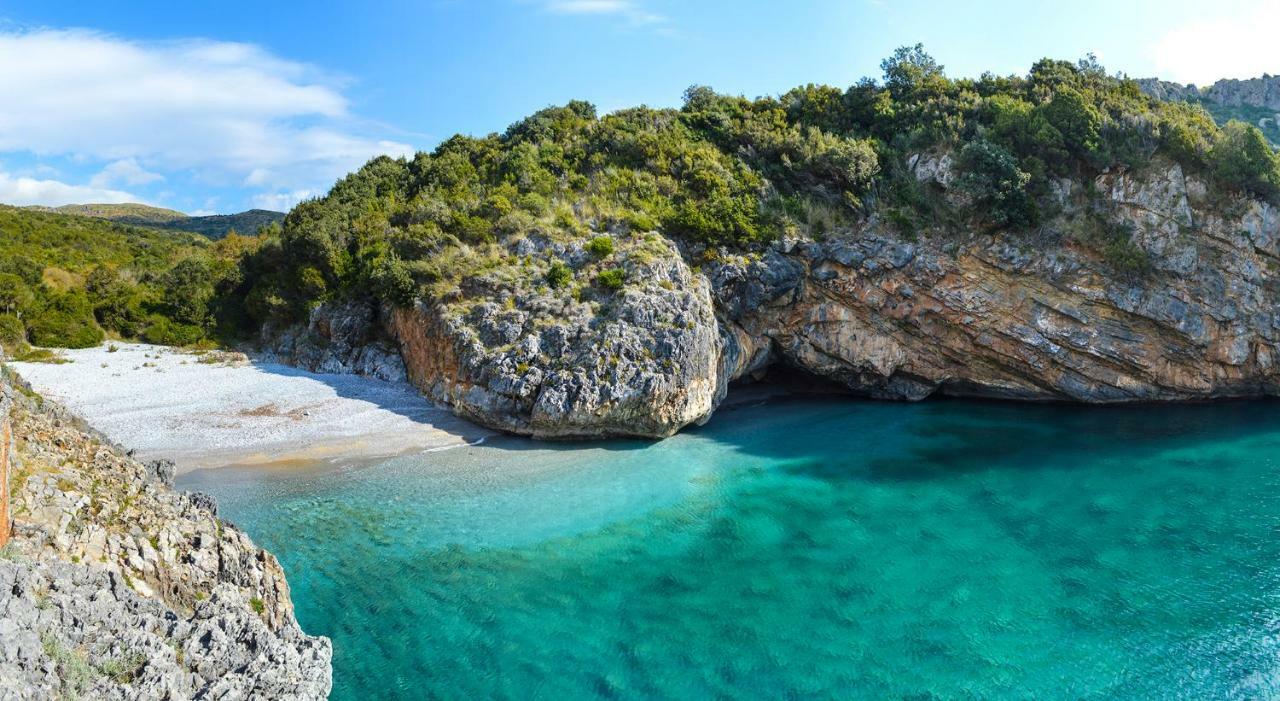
8,343 -> 490,472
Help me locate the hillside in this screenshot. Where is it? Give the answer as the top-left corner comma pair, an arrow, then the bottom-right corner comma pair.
151,208 -> 285,239
1138,75 -> 1280,144
31,203 -> 285,240
30,202 -> 188,224
0,205 -> 206,272
0,206 -> 251,352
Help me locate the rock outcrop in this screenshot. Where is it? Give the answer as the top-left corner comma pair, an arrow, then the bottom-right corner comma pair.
260,299 -> 407,382
388,233 -> 724,439
1138,75 -> 1280,112
713,160 -> 1279,402
0,374 -> 332,698
266,158 -> 1280,440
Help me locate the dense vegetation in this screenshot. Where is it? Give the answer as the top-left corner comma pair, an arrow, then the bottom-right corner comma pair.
1195,102 -> 1280,147
32,204 -> 286,240
223,47 -> 1278,334
0,206 -> 262,353
6,48 -> 1280,353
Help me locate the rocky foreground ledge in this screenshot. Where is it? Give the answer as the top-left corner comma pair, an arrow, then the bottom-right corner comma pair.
269,157 -> 1280,440
0,372 -> 332,699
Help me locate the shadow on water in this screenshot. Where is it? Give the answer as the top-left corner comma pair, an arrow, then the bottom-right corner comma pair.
246,356 -> 1280,481
685,386 -> 1280,483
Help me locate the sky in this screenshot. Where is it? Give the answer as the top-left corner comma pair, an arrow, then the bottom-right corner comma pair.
0,0 -> 1276,214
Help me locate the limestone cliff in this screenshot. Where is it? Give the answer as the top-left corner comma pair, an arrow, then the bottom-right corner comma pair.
0,373 -> 332,698
1138,75 -> 1280,112
267,157 -> 1279,440
713,159 -> 1279,403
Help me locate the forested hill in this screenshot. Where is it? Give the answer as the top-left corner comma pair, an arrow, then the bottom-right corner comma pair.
28,203 -> 285,240
0,205 -> 256,353
225,47 -> 1280,332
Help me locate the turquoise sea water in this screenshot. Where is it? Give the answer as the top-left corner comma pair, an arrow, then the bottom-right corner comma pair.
179,396 -> 1280,699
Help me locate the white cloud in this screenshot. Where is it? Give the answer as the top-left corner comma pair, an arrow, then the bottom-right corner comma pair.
543,0 -> 664,25
252,190 -> 314,211
547,0 -> 630,12
1147,3 -> 1280,85
0,171 -> 138,206
0,28 -> 415,205
90,158 -> 163,187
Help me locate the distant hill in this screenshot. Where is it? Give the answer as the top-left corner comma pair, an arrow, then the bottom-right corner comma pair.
147,209 -> 286,239
0,204 -> 207,273
28,203 -> 286,240
32,202 -> 188,224
1138,75 -> 1280,145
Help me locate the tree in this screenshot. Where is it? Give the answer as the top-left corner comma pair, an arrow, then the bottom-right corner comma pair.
1159,103 -> 1217,170
1211,120 -> 1280,199
1040,88 -> 1101,159
681,85 -> 719,113
0,273 -> 34,317
161,257 -> 215,328
955,140 -> 1037,228
782,84 -> 849,133
881,44 -> 945,100
26,289 -> 104,348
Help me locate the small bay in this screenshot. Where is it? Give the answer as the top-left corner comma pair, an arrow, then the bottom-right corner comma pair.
180,396 -> 1280,699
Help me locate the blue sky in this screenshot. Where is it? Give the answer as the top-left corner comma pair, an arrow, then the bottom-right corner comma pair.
0,0 -> 1275,214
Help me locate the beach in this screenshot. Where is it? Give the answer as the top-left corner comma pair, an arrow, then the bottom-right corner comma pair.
7,343 -> 488,472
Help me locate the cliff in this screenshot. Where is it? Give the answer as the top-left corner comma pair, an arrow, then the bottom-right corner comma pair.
251,56 -> 1280,441
0,373 -> 332,698
1137,75 -> 1280,112
268,156 -> 1279,440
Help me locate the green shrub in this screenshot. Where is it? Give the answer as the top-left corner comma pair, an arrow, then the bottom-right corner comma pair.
143,316 -> 204,346
0,273 -> 34,316
1075,218 -> 1150,276
955,140 -> 1037,228
585,236 -> 614,258
0,313 -> 26,352
26,290 -> 104,348
1211,120 -> 1280,199
595,268 -> 626,291
41,632 -> 93,697
1159,103 -> 1217,170
545,261 -> 573,289
1040,88 -> 1102,158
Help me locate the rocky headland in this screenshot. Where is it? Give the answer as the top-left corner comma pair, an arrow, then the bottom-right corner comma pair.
0,371 -> 332,699
265,155 -> 1280,441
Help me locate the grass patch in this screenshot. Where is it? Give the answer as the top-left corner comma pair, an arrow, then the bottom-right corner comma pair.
96,648 -> 147,685
12,348 -> 70,364
41,631 -> 93,699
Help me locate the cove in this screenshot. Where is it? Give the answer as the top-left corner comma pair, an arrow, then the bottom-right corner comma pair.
178,395 -> 1280,699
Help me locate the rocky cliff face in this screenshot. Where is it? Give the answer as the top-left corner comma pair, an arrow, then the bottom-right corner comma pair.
260,299 -> 407,382
0,375 -> 332,698
713,160 -> 1279,403
1138,75 -> 1280,111
387,232 -> 725,439
270,157 -> 1280,440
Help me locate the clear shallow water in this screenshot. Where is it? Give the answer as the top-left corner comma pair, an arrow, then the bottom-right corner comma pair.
179,396 -> 1280,699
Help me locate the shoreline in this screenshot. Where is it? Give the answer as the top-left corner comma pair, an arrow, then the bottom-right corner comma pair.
7,342 -> 491,473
